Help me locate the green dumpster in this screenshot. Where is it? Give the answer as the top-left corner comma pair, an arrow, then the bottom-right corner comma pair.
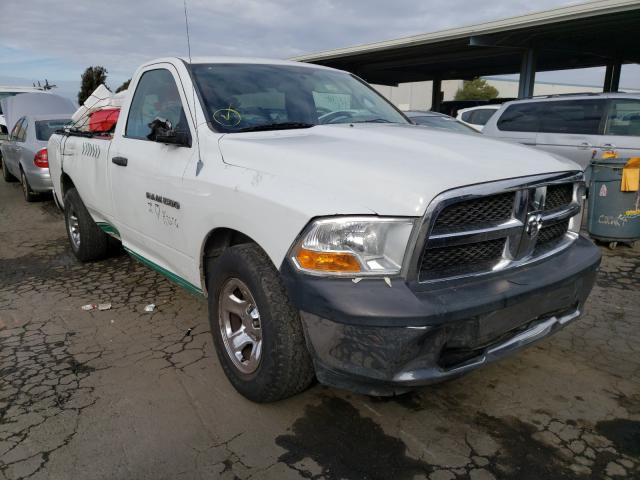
587,158 -> 640,249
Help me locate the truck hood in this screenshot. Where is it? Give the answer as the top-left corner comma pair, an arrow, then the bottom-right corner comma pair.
218,123 -> 579,216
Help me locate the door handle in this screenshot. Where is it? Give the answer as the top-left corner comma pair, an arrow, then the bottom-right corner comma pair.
578,142 -> 591,150
112,156 -> 128,167
601,143 -> 616,150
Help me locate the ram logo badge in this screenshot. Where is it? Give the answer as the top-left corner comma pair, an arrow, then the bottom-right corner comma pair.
146,192 -> 180,210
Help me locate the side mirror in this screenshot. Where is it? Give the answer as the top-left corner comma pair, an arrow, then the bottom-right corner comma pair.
147,117 -> 191,147
155,129 -> 191,147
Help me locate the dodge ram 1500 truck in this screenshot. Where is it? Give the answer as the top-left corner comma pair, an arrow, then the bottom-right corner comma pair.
48,57 -> 601,402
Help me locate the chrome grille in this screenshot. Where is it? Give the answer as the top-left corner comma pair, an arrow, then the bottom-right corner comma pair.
420,238 -> 505,276
545,184 -> 573,211
416,174 -> 582,282
432,192 -> 515,233
534,219 -> 570,254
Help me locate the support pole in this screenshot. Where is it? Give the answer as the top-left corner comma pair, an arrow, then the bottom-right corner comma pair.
518,48 -> 536,98
431,77 -> 442,112
604,62 -> 621,92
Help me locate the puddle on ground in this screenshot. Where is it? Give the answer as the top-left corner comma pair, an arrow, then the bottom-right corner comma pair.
596,418 -> 640,458
275,396 -> 430,480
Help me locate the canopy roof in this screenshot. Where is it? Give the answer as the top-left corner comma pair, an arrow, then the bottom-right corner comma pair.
293,0 -> 640,86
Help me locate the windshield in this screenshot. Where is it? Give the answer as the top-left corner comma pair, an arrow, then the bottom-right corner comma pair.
191,63 -> 408,132
411,115 -> 477,133
35,119 -> 70,141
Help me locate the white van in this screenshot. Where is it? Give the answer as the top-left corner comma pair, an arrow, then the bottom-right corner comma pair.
483,93 -> 640,169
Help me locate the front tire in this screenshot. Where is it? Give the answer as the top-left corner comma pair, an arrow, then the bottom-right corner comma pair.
21,170 -> 38,202
63,188 -> 109,261
207,243 -> 315,402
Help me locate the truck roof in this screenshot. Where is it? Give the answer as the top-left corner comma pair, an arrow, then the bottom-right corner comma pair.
141,56 -> 340,72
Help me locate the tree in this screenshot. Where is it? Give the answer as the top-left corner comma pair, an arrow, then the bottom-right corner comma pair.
115,79 -> 131,93
78,66 -> 108,105
454,78 -> 499,101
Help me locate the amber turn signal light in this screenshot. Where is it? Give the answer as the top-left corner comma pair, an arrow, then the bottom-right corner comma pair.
296,248 -> 361,272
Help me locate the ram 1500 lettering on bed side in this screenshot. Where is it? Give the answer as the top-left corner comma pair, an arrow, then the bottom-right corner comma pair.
48,57 -> 601,402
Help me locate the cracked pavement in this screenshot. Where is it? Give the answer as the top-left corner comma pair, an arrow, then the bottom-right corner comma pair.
0,181 -> 638,480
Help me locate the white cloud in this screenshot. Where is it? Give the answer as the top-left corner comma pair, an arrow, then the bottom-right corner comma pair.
1,0 -> 637,100
1,0 -> 583,77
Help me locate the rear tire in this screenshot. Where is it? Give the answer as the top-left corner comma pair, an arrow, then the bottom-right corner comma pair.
207,243 -> 315,402
63,188 -> 109,261
1,158 -> 17,182
21,170 -> 38,202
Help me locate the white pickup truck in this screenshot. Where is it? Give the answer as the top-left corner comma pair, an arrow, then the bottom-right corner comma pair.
49,57 -> 601,402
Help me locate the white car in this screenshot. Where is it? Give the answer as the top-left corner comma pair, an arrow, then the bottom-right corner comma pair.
48,57 -> 600,402
456,104 -> 501,131
0,86 -> 46,146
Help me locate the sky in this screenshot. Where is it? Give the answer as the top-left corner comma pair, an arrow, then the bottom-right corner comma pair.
1,0 -> 638,103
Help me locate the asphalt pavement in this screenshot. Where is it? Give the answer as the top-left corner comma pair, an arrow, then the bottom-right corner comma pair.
0,180 -> 638,480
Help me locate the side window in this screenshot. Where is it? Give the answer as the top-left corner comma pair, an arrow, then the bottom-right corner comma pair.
17,119 -> 28,142
470,109 -> 496,126
9,118 -> 23,141
497,103 -> 541,132
461,111 -> 473,123
125,69 -> 188,140
605,99 -> 640,137
538,100 -> 604,135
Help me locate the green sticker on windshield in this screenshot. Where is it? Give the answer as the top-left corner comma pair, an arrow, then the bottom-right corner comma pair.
213,107 -> 242,127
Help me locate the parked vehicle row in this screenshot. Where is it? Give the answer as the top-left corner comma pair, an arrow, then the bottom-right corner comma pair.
47,57 -> 600,403
0,91 -> 74,201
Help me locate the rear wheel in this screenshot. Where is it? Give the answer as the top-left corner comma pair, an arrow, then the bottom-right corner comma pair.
63,188 -> 110,261
207,243 -> 315,402
1,158 -> 17,182
21,170 -> 38,202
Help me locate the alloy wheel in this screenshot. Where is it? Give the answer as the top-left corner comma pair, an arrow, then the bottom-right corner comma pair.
67,209 -> 81,249
218,278 -> 263,374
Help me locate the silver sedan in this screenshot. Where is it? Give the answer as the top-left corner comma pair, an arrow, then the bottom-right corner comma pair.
1,114 -> 69,201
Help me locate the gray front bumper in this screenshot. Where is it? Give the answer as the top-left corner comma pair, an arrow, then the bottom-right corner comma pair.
289,236 -> 600,395
302,307 -> 583,395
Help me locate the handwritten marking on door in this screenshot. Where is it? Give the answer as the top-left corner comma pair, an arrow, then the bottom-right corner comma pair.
147,201 -> 179,229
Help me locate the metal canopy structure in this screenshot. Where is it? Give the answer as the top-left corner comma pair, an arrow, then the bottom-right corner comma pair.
293,0 -> 640,106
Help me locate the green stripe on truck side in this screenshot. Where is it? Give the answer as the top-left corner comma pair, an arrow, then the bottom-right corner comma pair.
123,247 -> 204,297
96,222 -> 121,239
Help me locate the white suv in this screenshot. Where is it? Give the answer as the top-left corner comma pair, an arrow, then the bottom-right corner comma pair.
483,93 -> 640,169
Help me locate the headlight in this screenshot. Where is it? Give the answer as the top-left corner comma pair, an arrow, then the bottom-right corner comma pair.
568,182 -> 586,233
291,217 -> 416,276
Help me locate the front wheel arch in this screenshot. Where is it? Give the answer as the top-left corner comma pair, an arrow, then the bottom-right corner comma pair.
200,227 -> 258,295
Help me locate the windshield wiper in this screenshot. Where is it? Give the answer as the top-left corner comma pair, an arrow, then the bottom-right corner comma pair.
355,118 -> 394,123
236,122 -> 315,133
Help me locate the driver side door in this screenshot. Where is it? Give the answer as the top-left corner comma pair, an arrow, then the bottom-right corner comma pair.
109,65 -> 197,280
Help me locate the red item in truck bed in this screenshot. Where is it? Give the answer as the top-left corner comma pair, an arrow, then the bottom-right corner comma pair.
89,108 -> 120,132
